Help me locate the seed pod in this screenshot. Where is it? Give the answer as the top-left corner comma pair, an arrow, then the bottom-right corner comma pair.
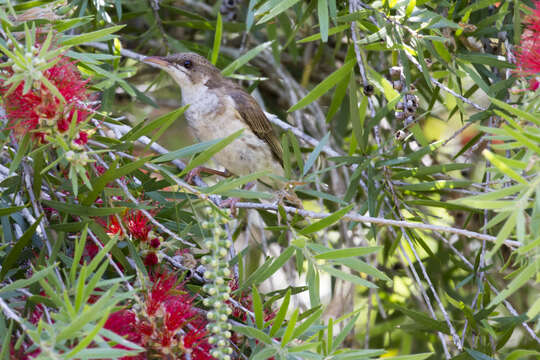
390,66 -> 402,79
393,80 -> 403,91
363,84 -> 374,96
395,130 -> 407,140
396,101 -> 404,110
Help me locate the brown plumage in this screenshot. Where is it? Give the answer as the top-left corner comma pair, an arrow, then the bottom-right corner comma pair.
148,53 -> 283,166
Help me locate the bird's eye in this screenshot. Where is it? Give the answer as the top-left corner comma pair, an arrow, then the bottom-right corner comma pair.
183,60 -> 193,69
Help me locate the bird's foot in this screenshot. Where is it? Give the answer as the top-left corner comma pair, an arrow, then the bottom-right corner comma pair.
277,181 -> 304,209
185,166 -> 232,184
220,197 -> 240,217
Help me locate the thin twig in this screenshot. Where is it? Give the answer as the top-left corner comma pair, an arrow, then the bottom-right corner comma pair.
232,201 -> 520,248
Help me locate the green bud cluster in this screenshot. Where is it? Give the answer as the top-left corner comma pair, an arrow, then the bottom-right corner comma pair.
201,216 -> 234,360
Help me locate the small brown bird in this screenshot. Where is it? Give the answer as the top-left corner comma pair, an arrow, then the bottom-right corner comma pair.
143,53 -> 284,187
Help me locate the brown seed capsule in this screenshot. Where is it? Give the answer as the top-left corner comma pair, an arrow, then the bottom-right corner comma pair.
396,101 -> 404,110
393,80 -> 403,91
395,130 -> 407,140
363,84 -> 374,96
390,66 -> 402,79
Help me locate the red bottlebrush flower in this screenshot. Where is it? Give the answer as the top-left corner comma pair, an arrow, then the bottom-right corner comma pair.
516,1 -> 540,76
163,294 -> 195,332
144,252 -> 159,268
104,310 -> 146,360
74,130 -> 89,146
150,237 -> 160,249
0,57 -> 94,137
146,275 -> 177,316
126,210 -> 151,241
182,328 -> 212,360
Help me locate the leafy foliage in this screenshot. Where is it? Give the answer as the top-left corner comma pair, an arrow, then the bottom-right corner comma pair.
1,0 -> 539,359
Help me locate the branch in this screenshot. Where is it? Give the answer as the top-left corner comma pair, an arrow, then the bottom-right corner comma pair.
233,201 -> 520,248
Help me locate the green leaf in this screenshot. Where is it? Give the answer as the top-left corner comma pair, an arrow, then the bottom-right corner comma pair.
300,204 -> 353,235
292,308 -> 323,338
488,257 -> 540,307
391,163 -> 471,179
152,137 -> 224,163
255,0 -> 302,25
211,13 -> 222,65
0,215 -> 43,281
335,257 -> 391,281
318,0 -> 329,42
231,325 -> 273,345
59,25 -> 126,46
180,129 -> 244,176
331,313 -> 360,352
397,180 -> 473,192
83,157 -> 151,206
314,246 -> 381,260
297,24 -> 349,43
270,288 -> 291,336
253,285 -> 264,329
405,0 -> 416,17
202,171 -> 271,194
281,308 -> 299,347
9,133 -> 31,175
482,150 -> 527,185
0,264 -> 55,294
490,97 -> 540,126
382,353 -> 434,360
288,60 -> 355,112
121,106 -> 188,142
42,200 -> 126,217
252,347 -> 278,360
221,41 -> 273,76
320,265 -> 377,288
465,349 -> 495,360
303,133 -> 330,176
0,205 -> 26,216
394,305 -> 450,334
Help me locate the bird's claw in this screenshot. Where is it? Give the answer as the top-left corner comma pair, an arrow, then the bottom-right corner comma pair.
220,197 -> 240,216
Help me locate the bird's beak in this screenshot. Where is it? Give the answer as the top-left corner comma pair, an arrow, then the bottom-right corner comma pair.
143,56 -> 170,69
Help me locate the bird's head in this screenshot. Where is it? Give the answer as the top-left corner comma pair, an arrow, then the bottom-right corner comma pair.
143,52 -> 221,89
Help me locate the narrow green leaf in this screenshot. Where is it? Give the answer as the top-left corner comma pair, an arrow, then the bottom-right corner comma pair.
320,265 -> 377,288
482,149 -> 527,185
211,13 -> 222,65
122,106 -> 188,142
490,97 -> 540,126
488,257 -> 540,307
270,289 -> 291,336
202,171 -> 270,194
252,285 -> 264,329
0,215 -> 43,281
153,138 -> 223,163
318,0 -> 329,42
281,308 -> 299,347
9,133 -> 31,175
300,204 -> 353,235
314,246 -> 381,260
59,25 -> 126,46
42,200 -> 125,216
303,133 -> 330,176
0,264 -> 56,294
180,129 -> 244,176
288,60 -> 355,112
292,308 -> 323,338
231,325 -> 273,345
298,24 -> 349,43
331,313 -> 360,352
221,41 -> 273,76
382,353 -> 434,360
255,0 -> 301,25
0,205 -> 25,216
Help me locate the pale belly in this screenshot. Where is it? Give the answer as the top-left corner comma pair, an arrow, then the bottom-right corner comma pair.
185,103 -> 284,184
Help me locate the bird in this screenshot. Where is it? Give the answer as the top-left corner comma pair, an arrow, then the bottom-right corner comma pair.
143,53 -> 285,190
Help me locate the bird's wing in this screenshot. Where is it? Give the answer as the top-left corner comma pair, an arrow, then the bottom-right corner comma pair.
230,89 -> 283,165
